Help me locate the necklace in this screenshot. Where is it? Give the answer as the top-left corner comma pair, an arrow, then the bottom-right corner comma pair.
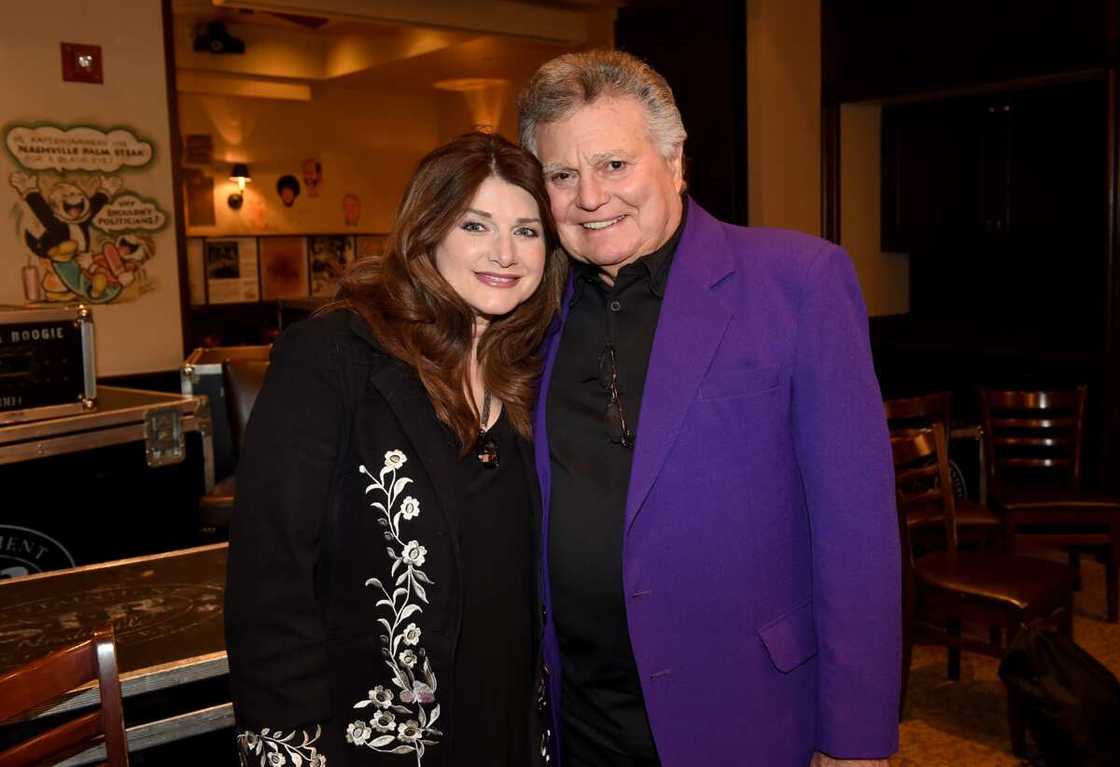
476,391 -> 500,469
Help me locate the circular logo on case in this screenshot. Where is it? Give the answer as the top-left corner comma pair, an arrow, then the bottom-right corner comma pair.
0,525 -> 75,579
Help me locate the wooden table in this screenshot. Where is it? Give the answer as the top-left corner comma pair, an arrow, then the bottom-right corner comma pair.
0,544 -> 230,764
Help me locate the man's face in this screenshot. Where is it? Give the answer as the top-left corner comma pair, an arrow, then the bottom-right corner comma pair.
48,184 -> 91,223
535,96 -> 683,277
302,160 -> 321,195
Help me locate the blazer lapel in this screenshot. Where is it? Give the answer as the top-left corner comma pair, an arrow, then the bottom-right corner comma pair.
625,200 -> 736,534
367,353 -> 462,544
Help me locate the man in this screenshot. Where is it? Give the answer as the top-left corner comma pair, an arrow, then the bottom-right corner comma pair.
519,50 -> 899,767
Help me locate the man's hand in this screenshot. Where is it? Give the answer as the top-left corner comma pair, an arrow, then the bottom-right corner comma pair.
811,753 -> 890,767
97,175 -> 123,197
9,171 -> 37,196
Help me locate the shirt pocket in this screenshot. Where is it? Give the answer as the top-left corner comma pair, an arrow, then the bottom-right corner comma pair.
698,363 -> 782,401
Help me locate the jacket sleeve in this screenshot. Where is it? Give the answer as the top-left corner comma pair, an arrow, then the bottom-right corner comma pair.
790,246 -> 900,758
225,322 -> 348,739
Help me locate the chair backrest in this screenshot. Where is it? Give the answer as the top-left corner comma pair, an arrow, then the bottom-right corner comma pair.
884,391 -> 953,437
0,625 -> 128,766
978,385 -> 1087,498
222,359 -> 269,457
890,425 -> 959,565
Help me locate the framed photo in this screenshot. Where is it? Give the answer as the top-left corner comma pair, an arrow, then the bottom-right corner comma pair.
204,237 -> 259,304
356,234 -> 389,262
307,235 -> 355,298
259,236 -> 309,300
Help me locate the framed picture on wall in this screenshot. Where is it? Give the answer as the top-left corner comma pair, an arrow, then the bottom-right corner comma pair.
260,236 -> 309,300
204,237 -> 259,304
307,235 -> 355,298
356,234 -> 389,262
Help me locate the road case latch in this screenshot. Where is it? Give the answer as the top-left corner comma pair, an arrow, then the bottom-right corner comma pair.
144,406 -> 185,467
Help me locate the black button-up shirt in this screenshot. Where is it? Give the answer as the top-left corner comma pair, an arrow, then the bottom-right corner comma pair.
547,211 -> 685,765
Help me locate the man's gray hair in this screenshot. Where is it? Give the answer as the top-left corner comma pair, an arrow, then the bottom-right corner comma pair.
518,49 -> 687,160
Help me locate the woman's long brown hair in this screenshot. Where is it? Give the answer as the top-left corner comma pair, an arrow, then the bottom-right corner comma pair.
336,131 -> 566,454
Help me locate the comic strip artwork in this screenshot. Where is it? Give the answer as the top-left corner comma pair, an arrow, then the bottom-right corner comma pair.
4,122 -> 169,305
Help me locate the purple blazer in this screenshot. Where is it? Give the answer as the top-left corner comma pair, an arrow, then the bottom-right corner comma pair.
533,199 -> 900,766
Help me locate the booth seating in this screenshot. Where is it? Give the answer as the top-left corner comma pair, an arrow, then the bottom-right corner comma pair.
198,359 -> 269,539
0,625 -> 128,767
884,392 -> 1003,548
979,385 -> 1120,622
891,425 -> 1073,755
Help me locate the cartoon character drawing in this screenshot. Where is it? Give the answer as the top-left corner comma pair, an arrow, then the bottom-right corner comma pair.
9,171 -> 125,302
276,174 -> 300,207
87,233 -> 155,297
342,192 -> 361,226
302,159 -> 321,197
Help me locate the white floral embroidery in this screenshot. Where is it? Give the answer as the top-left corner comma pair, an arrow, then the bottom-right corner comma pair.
372,710 -> 396,732
367,685 -> 394,709
352,455 -> 441,763
236,725 -> 325,767
383,450 -> 407,470
346,721 -> 373,746
400,541 -> 427,568
401,622 -> 422,646
400,496 -> 421,520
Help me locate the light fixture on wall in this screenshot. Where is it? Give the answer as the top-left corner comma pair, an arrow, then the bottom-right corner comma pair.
228,163 -> 251,210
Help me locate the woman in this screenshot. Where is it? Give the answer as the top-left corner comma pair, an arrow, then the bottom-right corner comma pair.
227,131 -> 566,767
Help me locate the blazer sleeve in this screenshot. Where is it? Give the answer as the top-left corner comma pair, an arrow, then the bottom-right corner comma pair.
790,246 -> 901,758
225,322 -> 348,739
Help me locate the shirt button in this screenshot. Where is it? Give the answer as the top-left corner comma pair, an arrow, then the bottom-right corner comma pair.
609,299 -> 622,312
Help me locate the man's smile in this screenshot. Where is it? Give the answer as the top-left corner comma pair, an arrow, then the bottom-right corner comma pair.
580,215 -> 626,231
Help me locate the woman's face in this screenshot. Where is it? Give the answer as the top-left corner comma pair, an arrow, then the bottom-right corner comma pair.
434,175 -> 547,332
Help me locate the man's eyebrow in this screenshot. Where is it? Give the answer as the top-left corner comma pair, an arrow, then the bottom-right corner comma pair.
590,150 -> 636,164
464,208 -> 493,218
515,217 -> 541,224
541,163 -> 571,175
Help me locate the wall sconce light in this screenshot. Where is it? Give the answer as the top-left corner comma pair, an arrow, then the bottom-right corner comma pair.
228,163 -> 251,210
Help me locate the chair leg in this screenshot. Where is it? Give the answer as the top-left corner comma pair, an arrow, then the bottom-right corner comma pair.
1069,549 -> 1082,592
1061,588 -> 1075,638
947,620 -> 962,681
1108,533 -> 1120,623
1005,684 -> 1028,756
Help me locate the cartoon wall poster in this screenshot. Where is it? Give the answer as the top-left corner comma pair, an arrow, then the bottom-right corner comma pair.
276,174 -> 301,207
5,124 -> 168,307
342,192 -> 361,226
204,237 -> 258,304
302,159 -> 322,198
186,237 -> 205,305
260,236 -> 308,300
307,235 -> 354,298
356,234 -> 388,262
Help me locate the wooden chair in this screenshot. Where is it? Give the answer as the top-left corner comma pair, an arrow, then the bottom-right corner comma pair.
884,392 -> 1002,546
892,425 -> 1073,754
979,385 -> 1120,621
198,358 -> 269,538
0,625 -> 128,766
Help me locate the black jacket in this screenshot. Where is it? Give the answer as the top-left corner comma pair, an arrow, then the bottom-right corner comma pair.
226,310 -> 546,767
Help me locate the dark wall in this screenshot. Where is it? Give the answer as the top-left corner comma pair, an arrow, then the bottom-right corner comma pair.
823,0 -> 1111,104
615,1 -> 748,224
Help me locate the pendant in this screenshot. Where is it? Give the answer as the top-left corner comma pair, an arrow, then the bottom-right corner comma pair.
476,431 -> 500,469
